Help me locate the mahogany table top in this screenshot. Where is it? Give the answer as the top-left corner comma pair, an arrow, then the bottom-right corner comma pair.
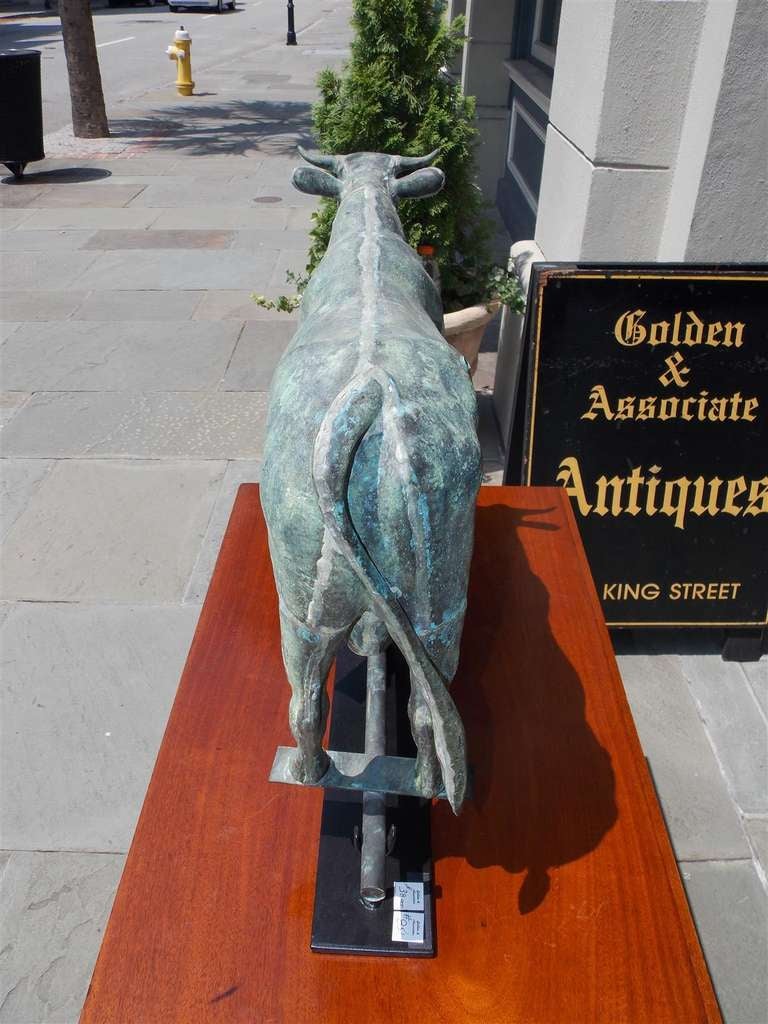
80,485 -> 721,1023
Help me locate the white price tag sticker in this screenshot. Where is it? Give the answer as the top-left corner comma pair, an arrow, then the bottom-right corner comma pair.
393,881 -> 424,912
392,910 -> 424,944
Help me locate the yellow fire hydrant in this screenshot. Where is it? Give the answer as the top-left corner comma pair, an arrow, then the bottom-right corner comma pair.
166,26 -> 194,97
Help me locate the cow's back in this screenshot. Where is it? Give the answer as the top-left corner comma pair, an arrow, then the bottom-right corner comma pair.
262,297 -> 480,664
262,169 -> 481,656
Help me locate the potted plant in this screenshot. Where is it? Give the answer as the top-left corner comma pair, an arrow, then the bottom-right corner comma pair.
440,262 -> 525,375
254,0 -> 526,370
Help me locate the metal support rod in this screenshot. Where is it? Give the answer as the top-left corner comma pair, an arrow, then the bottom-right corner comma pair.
360,651 -> 387,908
286,0 -> 297,45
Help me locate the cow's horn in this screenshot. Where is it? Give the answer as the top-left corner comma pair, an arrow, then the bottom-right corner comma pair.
395,149 -> 441,172
297,146 -> 340,174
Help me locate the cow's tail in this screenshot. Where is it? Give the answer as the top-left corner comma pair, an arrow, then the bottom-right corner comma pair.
312,372 -> 467,814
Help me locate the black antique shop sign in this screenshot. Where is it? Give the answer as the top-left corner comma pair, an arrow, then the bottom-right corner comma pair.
505,265 -> 768,627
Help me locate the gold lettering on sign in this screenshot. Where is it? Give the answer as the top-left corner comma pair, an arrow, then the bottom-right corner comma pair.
556,457 -> 592,515
645,465 -> 662,517
658,397 -> 679,420
613,309 -> 745,348
604,580 -> 746,602
603,582 -> 661,601
659,352 -> 690,388
556,456 -> 768,531
690,477 -> 723,517
723,477 -> 748,515
581,386 -> 759,422
594,476 -> 625,517
659,477 -> 691,530
679,311 -> 704,347
614,309 -> 647,346
668,582 -> 742,600
746,478 -> 768,516
742,397 -> 759,420
649,320 -> 669,346
637,397 -> 656,420
626,466 -> 644,516
722,321 -> 745,347
582,386 -> 615,420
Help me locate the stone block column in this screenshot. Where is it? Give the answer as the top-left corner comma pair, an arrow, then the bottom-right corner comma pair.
660,0 -> 767,260
535,0 -> 704,260
459,0 -> 518,200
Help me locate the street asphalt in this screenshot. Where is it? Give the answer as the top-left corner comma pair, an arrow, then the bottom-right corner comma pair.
0,0 -> 332,134
0,2 -> 766,1021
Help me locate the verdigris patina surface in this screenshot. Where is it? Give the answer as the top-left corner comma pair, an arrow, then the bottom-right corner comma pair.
261,149 -> 481,813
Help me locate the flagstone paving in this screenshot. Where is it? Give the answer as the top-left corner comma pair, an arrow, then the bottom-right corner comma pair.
1,603 -> 200,851
73,288 -> 205,321
0,852 -> 126,1024
0,2 -> 765,1020
0,459 -> 225,601
1,320 -> 243,391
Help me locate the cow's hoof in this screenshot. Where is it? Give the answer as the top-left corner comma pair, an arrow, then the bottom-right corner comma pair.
290,749 -> 330,785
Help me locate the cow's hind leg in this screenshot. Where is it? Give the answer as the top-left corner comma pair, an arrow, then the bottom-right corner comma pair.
407,630 -> 463,798
408,687 -> 442,797
279,607 -> 347,785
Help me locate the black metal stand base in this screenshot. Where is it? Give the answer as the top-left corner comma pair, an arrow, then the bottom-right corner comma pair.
310,645 -> 435,957
722,628 -> 765,662
3,162 -> 27,179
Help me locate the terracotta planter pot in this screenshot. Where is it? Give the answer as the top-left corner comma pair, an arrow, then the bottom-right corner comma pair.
442,300 -> 500,376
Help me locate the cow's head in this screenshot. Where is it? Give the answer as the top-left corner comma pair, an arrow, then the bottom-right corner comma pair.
292,148 -> 445,202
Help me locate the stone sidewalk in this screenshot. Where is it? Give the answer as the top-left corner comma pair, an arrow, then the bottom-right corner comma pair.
0,7 -> 350,1021
1,5 -> 766,1021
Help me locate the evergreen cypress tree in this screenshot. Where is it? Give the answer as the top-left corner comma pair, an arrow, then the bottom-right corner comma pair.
307,0 -> 493,312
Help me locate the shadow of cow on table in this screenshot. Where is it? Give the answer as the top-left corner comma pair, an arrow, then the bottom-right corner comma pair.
434,503 -> 618,915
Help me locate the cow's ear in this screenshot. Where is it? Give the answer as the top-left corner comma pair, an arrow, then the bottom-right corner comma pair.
292,166 -> 342,198
391,167 -> 445,199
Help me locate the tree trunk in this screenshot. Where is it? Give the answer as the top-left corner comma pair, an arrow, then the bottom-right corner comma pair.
59,0 -> 109,138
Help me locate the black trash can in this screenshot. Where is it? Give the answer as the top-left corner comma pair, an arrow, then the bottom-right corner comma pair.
0,50 -> 45,179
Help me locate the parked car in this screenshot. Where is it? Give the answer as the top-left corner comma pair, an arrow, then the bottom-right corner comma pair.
105,0 -> 167,7
169,0 -> 235,10
45,0 -> 165,8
